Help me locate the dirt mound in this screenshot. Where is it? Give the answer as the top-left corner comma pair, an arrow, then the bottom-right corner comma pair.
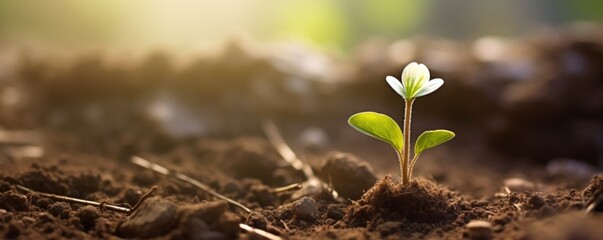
345,176 -> 462,226
7,163 -> 104,199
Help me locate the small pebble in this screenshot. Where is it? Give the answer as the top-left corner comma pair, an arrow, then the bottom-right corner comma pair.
466,220 -> 493,240
76,205 -> 100,229
119,197 -> 178,238
319,152 -> 377,200
48,202 -> 71,219
293,197 -> 319,221
527,195 -> 546,210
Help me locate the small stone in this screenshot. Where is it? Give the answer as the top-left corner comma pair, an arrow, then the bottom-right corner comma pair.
466,220 -> 493,240
123,188 -> 143,206
527,195 -> 546,210
319,152 -> 377,200
119,197 -> 178,238
48,202 -> 71,219
76,206 -> 100,230
293,197 -> 319,221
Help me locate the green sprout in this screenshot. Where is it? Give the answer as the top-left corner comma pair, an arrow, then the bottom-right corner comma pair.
348,62 -> 455,185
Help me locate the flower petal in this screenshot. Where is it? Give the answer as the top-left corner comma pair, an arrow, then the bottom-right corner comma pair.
407,63 -> 430,98
386,76 -> 406,98
414,78 -> 444,97
401,62 -> 418,88
415,64 -> 430,88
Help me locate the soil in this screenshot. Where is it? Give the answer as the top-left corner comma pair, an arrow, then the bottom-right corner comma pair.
2,26 -> 603,239
1,136 -> 601,240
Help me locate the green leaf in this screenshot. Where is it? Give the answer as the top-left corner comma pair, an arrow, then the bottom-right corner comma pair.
348,112 -> 403,151
414,130 -> 455,155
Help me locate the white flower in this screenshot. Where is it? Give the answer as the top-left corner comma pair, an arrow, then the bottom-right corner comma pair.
386,62 -> 444,99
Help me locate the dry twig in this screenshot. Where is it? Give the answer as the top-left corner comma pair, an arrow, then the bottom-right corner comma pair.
494,186 -> 512,198
131,157 -> 294,239
279,219 -> 291,231
239,223 -> 283,240
262,120 -> 338,198
262,120 -> 320,187
271,183 -> 303,193
131,156 -> 252,213
126,186 -> 158,216
16,185 -> 155,214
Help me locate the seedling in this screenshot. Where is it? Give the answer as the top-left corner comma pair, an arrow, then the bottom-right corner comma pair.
348,62 -> 455,185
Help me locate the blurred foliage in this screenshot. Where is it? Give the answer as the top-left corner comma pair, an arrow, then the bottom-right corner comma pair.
262,1 -> 349,48
569,0 -> 603,20
260,0 -> 423,49
0,0 -> 600,51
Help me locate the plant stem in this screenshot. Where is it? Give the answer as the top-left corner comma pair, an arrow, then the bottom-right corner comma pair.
409,154 -> 420,180
396,149 -> 404,182
402,98 -> 415,185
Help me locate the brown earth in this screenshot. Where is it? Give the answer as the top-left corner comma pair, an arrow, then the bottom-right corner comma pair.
2,26 -> 603,239
0,135 -> 602,239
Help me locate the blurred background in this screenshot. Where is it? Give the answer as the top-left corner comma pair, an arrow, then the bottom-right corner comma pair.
0,0 -> 602,182
1,0 -> 602,51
